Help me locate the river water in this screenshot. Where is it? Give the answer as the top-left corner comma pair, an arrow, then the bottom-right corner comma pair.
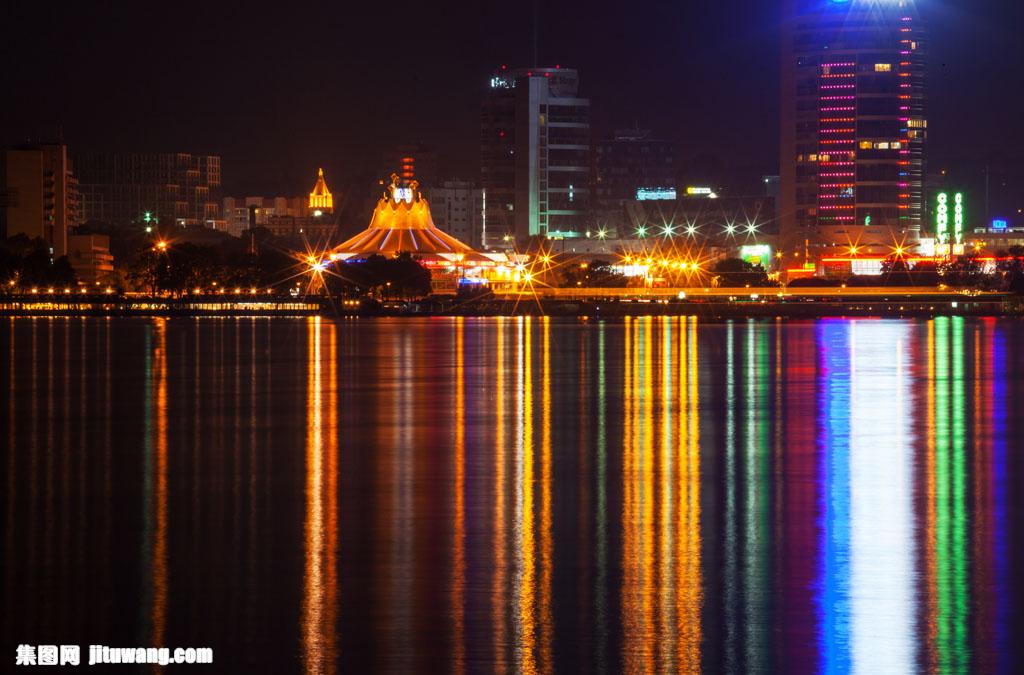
1,316 -> 1021,673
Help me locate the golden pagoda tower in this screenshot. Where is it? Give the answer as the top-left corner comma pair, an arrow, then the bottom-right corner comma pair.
308,168 -> 334,214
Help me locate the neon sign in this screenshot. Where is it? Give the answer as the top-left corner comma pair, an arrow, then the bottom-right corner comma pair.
953,193 -> 964,245
936,193 -> 949,244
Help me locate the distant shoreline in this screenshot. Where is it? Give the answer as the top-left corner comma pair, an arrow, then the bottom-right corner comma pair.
1,289 -> 1019,319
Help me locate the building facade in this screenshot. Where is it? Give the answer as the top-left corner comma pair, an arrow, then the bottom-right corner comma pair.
593,129 -> 677,206
1,144 -> 80,257
75,152 -> 223,228
429,181 -> 484,249
482,66 -> 592,246
222,196 -> 308,237
223,168 -> 338,241
780,0 -> 926,260
67,234 -> 115,284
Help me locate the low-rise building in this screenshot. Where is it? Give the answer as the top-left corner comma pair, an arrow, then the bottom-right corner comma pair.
67,234 -> 115,284
223,168 -> 337,239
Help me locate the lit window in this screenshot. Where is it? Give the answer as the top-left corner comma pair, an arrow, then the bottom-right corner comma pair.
875,63 -> 892,73
876,142 -> 890,150
859,141 -> 873,150
891,142 -> 901,150
809,154 -> 818,162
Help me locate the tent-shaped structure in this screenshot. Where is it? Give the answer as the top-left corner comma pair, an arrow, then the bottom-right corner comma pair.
331,175 -> 500,264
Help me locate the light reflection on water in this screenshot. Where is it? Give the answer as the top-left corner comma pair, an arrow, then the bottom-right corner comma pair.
0,316 -> 1019,673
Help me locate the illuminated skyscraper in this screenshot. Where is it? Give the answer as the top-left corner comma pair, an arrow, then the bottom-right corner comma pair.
780,0 -> 926,260
481,66 -> 591,246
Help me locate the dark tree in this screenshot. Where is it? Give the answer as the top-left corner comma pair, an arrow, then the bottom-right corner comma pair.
558,259 -> 628,288
712,258 -> 774,287
941,255 -> 985,288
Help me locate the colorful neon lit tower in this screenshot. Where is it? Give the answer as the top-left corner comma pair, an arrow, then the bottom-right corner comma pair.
780,0 -> 926,261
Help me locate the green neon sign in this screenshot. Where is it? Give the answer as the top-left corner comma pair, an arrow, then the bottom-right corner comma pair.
936,193 -> 949,244
953,193 -> 964,245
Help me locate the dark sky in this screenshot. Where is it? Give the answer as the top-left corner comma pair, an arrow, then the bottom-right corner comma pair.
3,0 -> 1022,209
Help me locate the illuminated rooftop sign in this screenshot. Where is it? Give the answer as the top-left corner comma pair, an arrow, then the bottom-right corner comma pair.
636,187 -> 677,201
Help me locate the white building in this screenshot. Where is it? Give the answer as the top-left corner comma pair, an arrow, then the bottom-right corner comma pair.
429,181 -> 483,249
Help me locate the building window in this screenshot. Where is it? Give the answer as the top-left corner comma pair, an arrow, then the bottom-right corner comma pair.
874,63 -> 892,73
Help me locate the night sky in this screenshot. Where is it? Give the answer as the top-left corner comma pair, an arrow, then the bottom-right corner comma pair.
3,0 -> 1021,214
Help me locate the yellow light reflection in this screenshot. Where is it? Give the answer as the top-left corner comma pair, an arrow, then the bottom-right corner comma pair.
622,317 -> 703,672
679,317 -> 703,671
150,318 -> 168,651
538,317 -> 553,674
302,317 -> 339,674
622,317 -> 656,673
514,316 -> 537,674
452,317 -> 466,672
492,317 -> 507,674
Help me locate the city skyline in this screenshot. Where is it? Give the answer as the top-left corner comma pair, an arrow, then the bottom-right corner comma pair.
2,0 -> 1020,207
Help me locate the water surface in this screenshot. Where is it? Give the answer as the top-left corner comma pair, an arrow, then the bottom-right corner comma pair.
2,316 -> 1022,673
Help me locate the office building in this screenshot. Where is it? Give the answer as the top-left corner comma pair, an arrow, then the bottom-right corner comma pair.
593,129 -> 676,206
430,181 -> 484,249
75,152 -> 223,228
1,144 -> 80,257
482,66 -> 591,246
780,0 -> 926,260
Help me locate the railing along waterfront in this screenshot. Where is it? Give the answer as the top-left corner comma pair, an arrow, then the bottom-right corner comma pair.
0,294 -> 324,316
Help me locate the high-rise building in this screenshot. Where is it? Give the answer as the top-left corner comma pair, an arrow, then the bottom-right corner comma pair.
482,66 -> 591,246
75,152 -> 223,228
1,144 -> 80,257
780,0 -> 926,260
430,181 -> 484,249
593,129 -> 677,206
